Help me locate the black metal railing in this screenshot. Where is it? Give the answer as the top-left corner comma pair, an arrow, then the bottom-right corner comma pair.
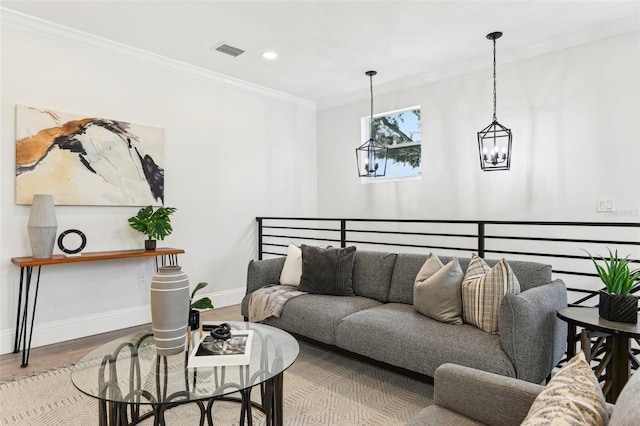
256,217 -> 640,307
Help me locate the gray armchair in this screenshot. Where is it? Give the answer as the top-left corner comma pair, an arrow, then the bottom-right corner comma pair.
407,363 -> 638,425
407,363 -> 542,426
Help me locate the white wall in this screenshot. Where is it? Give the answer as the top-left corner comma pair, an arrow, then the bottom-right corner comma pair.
0,16 -> 317,353
317,32 -> 640,222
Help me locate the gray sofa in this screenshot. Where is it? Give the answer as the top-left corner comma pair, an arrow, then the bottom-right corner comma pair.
407,362 -> 639,425
242,250 -> 568,384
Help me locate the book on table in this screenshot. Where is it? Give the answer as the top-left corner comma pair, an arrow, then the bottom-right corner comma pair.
187,330 -> 253,368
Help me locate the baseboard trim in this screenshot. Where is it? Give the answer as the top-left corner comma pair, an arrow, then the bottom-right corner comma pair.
0,287 -> 245,355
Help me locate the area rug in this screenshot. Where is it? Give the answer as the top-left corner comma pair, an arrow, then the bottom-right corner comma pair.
0,341 -> 432,425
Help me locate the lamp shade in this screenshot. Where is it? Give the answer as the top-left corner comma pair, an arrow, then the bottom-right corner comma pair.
27,194 -> 58,258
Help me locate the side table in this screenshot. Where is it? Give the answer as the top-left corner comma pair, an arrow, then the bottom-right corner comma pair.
557,307 -> 640,402
10,248 -> 184,367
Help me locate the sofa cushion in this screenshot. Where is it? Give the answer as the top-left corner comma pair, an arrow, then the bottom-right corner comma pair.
462,256 -> 521,333
279,243 -> 302,286
388,253 -> 552,305
352,250 -> 397,302
505,260 -> 552,292
521,352 -> 608,426
414,255 -> 464,325
335,303 -> 516,378
263,294 -> 380,345
388,253 -> 429,304
299,245 -> 356,296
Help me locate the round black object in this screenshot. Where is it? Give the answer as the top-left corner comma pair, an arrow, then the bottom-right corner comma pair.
210,323 -> 232,341
57,229 -> 86,254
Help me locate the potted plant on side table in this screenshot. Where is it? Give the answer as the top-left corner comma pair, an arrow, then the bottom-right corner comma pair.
189,282 -> 214,330
585,248 -> 640,323
128,205 -> 177,250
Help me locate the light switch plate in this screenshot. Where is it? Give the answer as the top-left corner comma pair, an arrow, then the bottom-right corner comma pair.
597,198 -> 615,212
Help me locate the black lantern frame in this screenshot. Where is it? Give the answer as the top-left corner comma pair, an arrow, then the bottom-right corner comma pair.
478,31 -> 512,171
356,71 -> 388,177
478,120 -> 512,171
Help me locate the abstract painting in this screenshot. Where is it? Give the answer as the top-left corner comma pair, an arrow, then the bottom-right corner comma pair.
15,105 -> 164,206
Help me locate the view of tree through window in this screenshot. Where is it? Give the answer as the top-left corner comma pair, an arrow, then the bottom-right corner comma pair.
367,107 -> 421,178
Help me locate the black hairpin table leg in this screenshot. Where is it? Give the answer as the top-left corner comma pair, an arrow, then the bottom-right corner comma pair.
14,266 -> 41,367
13,267 -> 26,354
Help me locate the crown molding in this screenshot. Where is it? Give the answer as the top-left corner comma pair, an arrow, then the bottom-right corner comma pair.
0,7 -> 317,111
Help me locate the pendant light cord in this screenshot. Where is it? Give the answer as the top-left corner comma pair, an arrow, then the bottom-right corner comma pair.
369,73 -> 374,138
492,37 -> 497,122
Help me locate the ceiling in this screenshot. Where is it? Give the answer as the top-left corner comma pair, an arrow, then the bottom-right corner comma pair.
2,1 -> 639,109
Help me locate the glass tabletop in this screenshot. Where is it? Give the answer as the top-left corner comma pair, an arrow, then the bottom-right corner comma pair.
71,321 -> 299,405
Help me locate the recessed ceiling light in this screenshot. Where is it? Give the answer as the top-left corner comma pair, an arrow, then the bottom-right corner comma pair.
262,51 -> 278,60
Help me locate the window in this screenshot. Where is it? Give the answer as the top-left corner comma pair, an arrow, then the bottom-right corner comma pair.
362,106 -> 421,179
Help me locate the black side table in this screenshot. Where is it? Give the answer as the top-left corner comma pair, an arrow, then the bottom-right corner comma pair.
557,307 -> 640,403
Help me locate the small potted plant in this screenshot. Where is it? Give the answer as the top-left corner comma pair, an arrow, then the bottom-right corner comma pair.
585,248 -> 640,323
128,205 -> 177,250
189,282 -> 214,329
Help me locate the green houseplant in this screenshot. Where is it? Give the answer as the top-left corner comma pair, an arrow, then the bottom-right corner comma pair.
128,206 -> 177,250
585,248 -> 640,323
188,282 -> 214,329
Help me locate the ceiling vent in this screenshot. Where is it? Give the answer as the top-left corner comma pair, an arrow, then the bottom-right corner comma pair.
213,43 -> 245,57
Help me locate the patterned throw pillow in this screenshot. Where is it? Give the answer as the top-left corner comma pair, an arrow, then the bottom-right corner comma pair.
413,253 -> 464,325
521,352 -> 608,426
462,255 -> 520,333
298,245 -> 357,296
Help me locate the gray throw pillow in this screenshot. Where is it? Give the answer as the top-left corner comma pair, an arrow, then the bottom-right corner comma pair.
299,245 -> 357,296
414,255 -> 464,325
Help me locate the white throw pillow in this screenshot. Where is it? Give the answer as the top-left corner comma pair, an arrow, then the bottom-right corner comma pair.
279,243 -> 302,286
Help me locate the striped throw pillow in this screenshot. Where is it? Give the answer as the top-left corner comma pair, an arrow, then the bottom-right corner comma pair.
521,352 -> 608,426
462,255 -> 520,333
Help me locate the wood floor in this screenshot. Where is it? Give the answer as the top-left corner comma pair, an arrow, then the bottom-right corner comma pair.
0,304 -> 243,382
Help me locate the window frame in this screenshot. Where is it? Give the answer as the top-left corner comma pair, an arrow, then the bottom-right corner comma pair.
360,105 -> 422,182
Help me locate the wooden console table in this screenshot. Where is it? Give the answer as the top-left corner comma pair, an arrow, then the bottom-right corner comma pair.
10,248 -> 185,367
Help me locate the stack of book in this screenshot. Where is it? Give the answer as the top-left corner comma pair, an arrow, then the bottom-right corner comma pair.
187,330 -> 253,368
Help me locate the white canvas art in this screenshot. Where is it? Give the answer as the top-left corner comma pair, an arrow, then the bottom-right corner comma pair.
15,105 -> 165,206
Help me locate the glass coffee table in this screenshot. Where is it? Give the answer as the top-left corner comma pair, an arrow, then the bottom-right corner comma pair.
71,321 -> 299,425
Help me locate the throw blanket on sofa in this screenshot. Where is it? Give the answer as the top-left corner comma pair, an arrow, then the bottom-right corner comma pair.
248,285 -> 306,322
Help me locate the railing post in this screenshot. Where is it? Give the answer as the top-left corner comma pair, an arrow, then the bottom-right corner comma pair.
340,220 -> 346,248
478,222 -> 485,258
257,217 -> 263,260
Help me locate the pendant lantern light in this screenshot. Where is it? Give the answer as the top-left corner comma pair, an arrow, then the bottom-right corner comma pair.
477,31 -> 512,171
356,71 -> 388,177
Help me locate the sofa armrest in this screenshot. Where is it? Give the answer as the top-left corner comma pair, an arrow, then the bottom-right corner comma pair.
499,279 -> 568,383
246,257 -> 286,294
434,363 -> 543,426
